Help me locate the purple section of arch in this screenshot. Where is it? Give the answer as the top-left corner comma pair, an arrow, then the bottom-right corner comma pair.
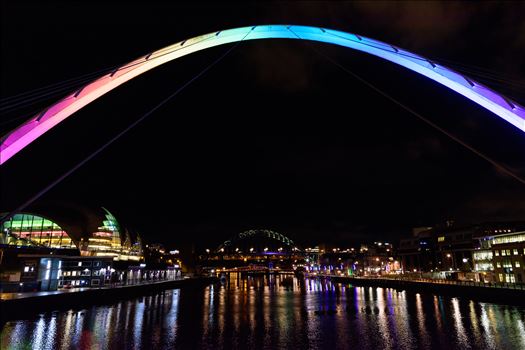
1,25 -> 523,165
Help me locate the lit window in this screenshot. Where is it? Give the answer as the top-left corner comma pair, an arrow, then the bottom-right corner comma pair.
502,250 -> 506,256
516,261 -> 521,268
506,250 -> 511,256
506,274 -> 516,283
513,249 -> 518,255
24,266 -> 30,272
495,250 -> 500,256
496,262 -> 501,268
499,273 -> 503,282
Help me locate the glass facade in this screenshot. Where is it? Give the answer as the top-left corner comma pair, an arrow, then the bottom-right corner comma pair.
491,231 -> 525,284
492,233 -> 525,245
80,208 -> 142,261
82,208 -> 122,258
0,213 -> 76,249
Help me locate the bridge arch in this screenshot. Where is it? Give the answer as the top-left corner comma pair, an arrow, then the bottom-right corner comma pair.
218,229 -> 298,253
1,24 -> 524,165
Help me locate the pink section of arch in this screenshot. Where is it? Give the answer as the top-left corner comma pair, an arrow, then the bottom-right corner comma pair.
1,25 -> 524,165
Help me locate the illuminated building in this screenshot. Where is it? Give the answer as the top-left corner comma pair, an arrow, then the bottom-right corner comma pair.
79,208 -> 142,261
18,255 -> 62,291
489,230 -> 525,284
397,222 -> 525,282
1,213 -> 77,249
59,256 -> 115,288
1,207 -> 143,262
17,255 -> 115,290
361,242 -> 398,275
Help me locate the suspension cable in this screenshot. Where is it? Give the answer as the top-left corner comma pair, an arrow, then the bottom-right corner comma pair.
287,27 -> 525,187
0,28 -> 254,224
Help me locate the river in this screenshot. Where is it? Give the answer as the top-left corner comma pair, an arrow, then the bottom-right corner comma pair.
2,274 -> 525,349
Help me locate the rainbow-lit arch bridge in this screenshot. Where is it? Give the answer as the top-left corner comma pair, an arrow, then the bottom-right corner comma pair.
1,25 -> 524,165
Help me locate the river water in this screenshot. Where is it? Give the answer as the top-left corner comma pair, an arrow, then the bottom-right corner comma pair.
1,274 -> 525,349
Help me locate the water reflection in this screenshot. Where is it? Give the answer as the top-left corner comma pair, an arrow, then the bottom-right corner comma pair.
2,274 -> 525,349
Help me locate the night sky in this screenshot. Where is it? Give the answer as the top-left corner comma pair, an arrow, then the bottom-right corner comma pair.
1,1 -> 524,248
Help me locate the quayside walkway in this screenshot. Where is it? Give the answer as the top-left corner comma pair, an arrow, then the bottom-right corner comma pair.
308,274 -> 525,306
309,273 -> 525,291
0,276 -> 215,321
0,277 -> 190,301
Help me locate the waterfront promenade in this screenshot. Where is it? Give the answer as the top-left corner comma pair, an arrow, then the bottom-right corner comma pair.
0,276 -> 216,322
309,274 -> 525,306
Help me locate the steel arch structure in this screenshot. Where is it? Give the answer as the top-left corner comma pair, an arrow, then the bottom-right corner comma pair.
218,229 -> 296,253
1,25 -> 524,165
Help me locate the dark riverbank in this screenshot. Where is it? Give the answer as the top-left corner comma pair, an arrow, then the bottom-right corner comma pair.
319,275 -> 525,306
0,277 -> 216,323
2,274 -> 525,349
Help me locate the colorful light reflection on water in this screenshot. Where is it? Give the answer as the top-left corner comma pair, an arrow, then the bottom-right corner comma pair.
1,275 -> 525,349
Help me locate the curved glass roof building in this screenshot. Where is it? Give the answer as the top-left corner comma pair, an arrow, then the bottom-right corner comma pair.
0,213 -> 76,249
1,207 -> 143,261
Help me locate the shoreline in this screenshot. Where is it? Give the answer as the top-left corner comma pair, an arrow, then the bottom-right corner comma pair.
3,274 -> 524,324
0,277 -> 216,323
312,275 -> 525,306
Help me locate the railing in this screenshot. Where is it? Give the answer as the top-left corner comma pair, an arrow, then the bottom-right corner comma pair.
95,274 -> 183,288
307,273 -> 525,290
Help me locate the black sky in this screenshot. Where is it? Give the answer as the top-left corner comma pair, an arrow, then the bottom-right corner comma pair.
1,1 -> 524,248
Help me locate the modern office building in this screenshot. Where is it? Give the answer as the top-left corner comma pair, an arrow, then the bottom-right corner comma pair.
15,254 -> 178,291
57,256 -> 116,288
18,255 -> 62,291
490,231 -> 525,284
16,255 -> 115,290
396,222 -> 525,283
